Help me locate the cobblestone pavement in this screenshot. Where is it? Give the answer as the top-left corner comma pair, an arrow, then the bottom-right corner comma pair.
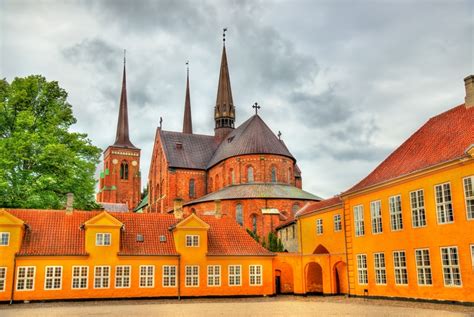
1,295 -> 473,317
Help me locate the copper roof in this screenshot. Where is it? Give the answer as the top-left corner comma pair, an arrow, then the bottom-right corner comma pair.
215,45 -> 235,121
207,115 -> 295,168
185,183 -> 322,206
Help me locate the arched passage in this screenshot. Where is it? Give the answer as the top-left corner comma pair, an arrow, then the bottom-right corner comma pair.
275,262 -> 293,294
333,261 -> 348,294
305,262 -> 323,294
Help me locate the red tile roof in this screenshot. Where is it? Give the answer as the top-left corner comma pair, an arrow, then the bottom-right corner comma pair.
347,105 -> 474,194
275,215 -> 296,230
296,196 -> 342,218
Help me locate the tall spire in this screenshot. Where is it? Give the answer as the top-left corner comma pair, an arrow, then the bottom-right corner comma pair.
113,50 -> 136,148
182,61 -> 193,134
214,28 -> 235,140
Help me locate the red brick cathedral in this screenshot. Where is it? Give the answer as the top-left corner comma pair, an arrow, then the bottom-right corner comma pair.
98,38 -> 321,238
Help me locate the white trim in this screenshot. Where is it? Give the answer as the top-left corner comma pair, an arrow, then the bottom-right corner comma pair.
434,182 -> 454,224
409,189 -> 427,228
185,235 -> 199,247
207,265 -> 221,287
139,265 -> 155,288
370,200 -> 383,234
71,266 -> 89,290
353,205 -> 365,237
228,265 -> 242,287
249,265 -> 263,286
440,246 -> 462,287
389,195 -> 403,231
162,265 -> 177,288
316,218 -> 323,235
185,265 -> 199,287
356,254 -> 368,285
95,233 -> 112,246
16,266 -> 36,291
414,248 -> 432,286
373,252 -> 386,285
93,265 -> 111,289
333,214 -> 342,232
463,175 -> 474,220
470,244 -> 474,270
0,267 -> 7,292
0,232 -> 10,246
115,265 -> 132,289
393,250 -> 408,285
44,266 -> 63,290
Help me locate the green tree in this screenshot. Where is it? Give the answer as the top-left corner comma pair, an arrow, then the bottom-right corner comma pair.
0,75 -> 101,210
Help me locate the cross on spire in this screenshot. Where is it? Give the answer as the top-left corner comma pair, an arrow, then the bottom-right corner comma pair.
223,27 -> 227,45
252,102 -> 261,115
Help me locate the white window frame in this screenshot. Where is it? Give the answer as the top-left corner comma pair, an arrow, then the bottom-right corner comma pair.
435,182 -> 454,224
333,214 -> 342,232
463,176 -> 474,220
139,265 -> 154,288
316,218 -> 323,235
374,252 -> 386,285
162,265 -> 177,288
354,205 -> 365,237
185,235 -> 199,247
16,266 -> 35,291
185,265 -> 199,287
470,244 -> 474,270
389,195 -> 403,231
410,189 -> 427,228
207,265 -> 221,287
71,266 -> 88,289
370,200 -> 383,234
415,249 -> 432,286
249,265 -> 263,286
93,266 -> 110,289
0,267 -> 7,292
115,265 -> 131,288
0,232 -> 10,246
96,233 -> 111,246
356,254 -> 368,285
393,251 -> 408,285
228,265 -> 242,286
44,266 -> 62,290
440,246 -> 462,287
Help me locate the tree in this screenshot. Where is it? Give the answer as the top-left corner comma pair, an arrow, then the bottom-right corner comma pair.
246,228 -> 284,252
0,75 -> 101,210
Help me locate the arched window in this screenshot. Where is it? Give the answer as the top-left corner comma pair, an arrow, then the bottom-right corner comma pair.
120,161 -> 129,180
271,166 -> 277,183
209,177 -> 213,192
288,167 -> 292,183
236,203 -> 243,226
229,168 -> 235,185
189,179 -> 195,198
252,214 -> 258,233
247,166 -> 254,183
215,174 -> 220,190
292,203 -> 300,214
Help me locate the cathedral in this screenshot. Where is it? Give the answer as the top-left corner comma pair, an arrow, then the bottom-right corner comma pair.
96,37 -> 321,238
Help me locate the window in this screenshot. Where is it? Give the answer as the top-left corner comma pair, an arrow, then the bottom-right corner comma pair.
249,265 -> 262,286
207,265 -> 221,287
120,161 -> 129,180
229,168 -> 235,185
96,233 -> 111,246
162,265 -> 177,287
471,245 -> 474,270
72,266 -> 88,289
0,267 -> 6,292
139,265 -> 154,288
228,265 -> 241,286
389,195 -> 403,231
247,166 -> 254,183
410,190 -> 426,228
115,265 -> 131,288
16,266 -> 35,291
354,205 -> 365,237
415,249 -> 432,285
189,179 -> 195,198
44,266 -> 62,290
464,176 -> 474,220
441,246 -> 462,286
288,167 -> 292,183
374,253 -> 386,285
252,215 -> 257,233
236,204 -> 243,226
370,200 -> 383,234
185,235 -> 199,247
285,227 -> 288,240
185,265 -> 199,287
271,167 -> 277,183
333,214 -> 342,232
0,232 -> 9,246
292,225 -> 296,239
393,251 -> 408,285
94,266 -> 110,289
316,219 -> 323,235
356,254 -> 368,284
435,183 -> 454,224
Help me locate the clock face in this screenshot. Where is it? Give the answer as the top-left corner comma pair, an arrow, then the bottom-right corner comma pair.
112,159 -> 118,165
132,160 -> 138,166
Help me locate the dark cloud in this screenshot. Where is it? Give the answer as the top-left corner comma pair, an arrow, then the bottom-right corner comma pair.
62,38 -> 120,72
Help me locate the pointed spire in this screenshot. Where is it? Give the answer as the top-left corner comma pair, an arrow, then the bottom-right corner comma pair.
182,61 -> 193,134
113,50 -> 136,148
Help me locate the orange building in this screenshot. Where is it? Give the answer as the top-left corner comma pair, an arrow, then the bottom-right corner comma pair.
0,208 -> 274,302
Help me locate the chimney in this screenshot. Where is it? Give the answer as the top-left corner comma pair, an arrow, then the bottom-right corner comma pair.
66,193 -> 74,214
464,75 -> 474,108
173,199 -> 184,220
214,200 -> 222,219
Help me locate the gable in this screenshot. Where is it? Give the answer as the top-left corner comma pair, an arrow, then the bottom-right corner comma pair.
84,211 -> 122,228
175,213 -> 210,230
0,209 -> 24,226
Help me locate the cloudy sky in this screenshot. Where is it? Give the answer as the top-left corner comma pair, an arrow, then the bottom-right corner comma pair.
1,0 -> 472,198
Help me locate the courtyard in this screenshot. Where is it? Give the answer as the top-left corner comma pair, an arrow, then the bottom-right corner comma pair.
0,295 -> 473,317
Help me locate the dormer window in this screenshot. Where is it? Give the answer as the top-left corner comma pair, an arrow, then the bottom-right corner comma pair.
0,232 -> 9,246
185,235 -> 199,247
96,233 -> 111,246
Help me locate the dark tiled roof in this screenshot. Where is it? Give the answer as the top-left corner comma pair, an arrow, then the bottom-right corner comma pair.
99,202 -> 129,212
159,130 -> 219,169
185,183 -> 322,205
346,105 -> 474,194
207,115 -> 295,168
296,196 -> 342,218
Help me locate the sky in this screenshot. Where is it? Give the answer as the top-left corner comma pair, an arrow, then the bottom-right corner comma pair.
1,0 -> 472,198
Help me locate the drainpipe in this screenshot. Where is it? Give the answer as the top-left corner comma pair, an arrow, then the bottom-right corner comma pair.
9,255 -> 17,305
177,255 -> 181,300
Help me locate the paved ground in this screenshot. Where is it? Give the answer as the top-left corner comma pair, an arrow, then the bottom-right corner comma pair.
1,295 -> 473,317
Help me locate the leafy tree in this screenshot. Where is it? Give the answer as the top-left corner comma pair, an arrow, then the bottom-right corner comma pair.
246,228 -> 284,252
0,75 -> 101,210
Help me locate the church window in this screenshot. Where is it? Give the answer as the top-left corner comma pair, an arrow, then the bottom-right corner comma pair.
209,177 -> 213,192
271,167 -> 277,183
236,204 -> 243,226
229,169 -> 235,185
247,166 -> 254,183
251,215 -> 257,233
120,161 -> 129,180
215,174 -> 220,190
189,179 -> 195,198
288,167 -> 292,183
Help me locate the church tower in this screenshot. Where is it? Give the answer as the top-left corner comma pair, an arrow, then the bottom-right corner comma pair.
182,62 -> 193,134
97,54 -> 141,210
214,29 -> 235,141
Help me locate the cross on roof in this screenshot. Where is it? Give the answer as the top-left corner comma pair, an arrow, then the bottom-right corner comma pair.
252,102 -> 260,115
159,116 -> 163,129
